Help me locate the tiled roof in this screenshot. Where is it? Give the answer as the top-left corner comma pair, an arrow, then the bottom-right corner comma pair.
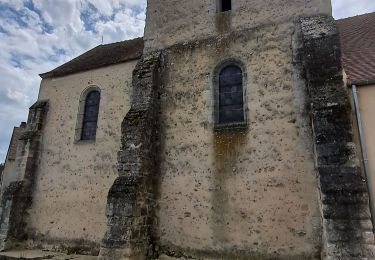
40,37 -> 144,78
5,122 -> 26,161
336,12 -> 375,85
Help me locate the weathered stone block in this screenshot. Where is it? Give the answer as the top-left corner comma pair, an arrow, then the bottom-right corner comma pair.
320,172 -> 366,193
322,191 -> 369,205
323,203 -> 371,220
316,142 -> 356,166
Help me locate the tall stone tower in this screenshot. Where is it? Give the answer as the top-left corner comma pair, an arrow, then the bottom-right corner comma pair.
99,0 -> 375,259
143,0 -> 331,52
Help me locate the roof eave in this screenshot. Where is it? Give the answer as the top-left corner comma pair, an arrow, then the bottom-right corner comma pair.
349,78 -> 375,86
39,55 -> 141,79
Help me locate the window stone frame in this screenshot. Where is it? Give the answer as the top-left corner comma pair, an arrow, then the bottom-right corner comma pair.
212,58 -> 248,131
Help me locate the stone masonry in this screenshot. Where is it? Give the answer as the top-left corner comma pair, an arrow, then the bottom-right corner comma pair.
99,53 -> 161,260
1,2 -> 375,260
298,16 -> 375,259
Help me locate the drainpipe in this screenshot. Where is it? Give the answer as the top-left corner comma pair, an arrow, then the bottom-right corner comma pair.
351,84 -> 375,233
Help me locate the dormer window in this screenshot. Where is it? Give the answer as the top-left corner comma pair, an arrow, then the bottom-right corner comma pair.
219,0 -> 231,12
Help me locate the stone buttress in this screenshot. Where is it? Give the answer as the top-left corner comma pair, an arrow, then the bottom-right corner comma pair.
99,53 -> 161,260
298,16 -> 375,259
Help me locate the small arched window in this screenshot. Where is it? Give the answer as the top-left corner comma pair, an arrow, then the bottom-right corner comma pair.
81,90 -> 100,140
218,0 -> 231,12
218,65 -> 244,124
221,0 -> 231,12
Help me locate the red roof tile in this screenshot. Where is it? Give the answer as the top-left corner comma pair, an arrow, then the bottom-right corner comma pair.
40,37 -> 143,78
336,12 -> 375,85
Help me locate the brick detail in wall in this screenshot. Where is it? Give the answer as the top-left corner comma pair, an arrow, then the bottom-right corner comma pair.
0,100 -> 49,251
98,52 -> 161,260
299,15 -> 375,259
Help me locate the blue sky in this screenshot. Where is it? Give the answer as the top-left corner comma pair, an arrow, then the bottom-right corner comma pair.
0,0 -> 374,163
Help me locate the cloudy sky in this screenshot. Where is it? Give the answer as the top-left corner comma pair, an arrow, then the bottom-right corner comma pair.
0,0 -> 374,163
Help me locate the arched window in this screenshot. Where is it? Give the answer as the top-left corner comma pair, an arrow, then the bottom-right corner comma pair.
217,0 -> 231,12
81,90 -> 100,140
221,0 -> 231,12
218,65 -> 244,124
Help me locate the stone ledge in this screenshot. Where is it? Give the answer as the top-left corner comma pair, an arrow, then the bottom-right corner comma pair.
0,250 -> 97,260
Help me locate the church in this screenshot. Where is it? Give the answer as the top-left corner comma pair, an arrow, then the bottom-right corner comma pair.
1,0 -> 375,259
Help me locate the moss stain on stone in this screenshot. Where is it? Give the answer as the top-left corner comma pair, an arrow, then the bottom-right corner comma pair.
212,130 -> 246,246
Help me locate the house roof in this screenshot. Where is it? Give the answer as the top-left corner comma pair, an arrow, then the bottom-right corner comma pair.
336,12 -> 375,85
5,122 -> 26,161
40,37 -> 144,79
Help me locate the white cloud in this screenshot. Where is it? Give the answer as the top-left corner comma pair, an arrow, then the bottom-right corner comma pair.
332,0 -> 375,19
94,7 -> 145,44
33,0 -> 81,27
0,0 -> 146,162
0,0 -> 25,10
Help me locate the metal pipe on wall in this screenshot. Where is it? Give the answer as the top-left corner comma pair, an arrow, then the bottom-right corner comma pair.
351,84 -> 375,233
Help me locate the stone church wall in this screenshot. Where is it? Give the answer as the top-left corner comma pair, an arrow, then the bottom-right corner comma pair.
154,21 -> 322,259
143,0 -> 331,52
0,123 -> 26,197
24,61 -> 137,254
1,162 -> 17,195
